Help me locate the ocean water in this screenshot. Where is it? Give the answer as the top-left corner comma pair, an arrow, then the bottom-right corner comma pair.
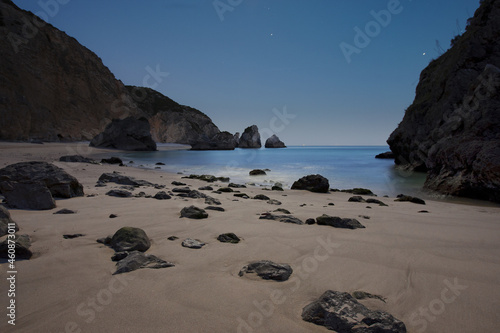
121,146 -> 428,198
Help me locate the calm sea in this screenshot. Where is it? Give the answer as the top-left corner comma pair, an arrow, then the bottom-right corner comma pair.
121,146 -> 428,198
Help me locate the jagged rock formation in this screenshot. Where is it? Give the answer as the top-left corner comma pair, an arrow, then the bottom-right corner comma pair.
238,125 -> 261,148
124,86 -> 221,144
387,0 -> 500,202
0,0 -> 141,141
90,116 -> 157,151
190,131 -> 236,150
265,134 -> 286,148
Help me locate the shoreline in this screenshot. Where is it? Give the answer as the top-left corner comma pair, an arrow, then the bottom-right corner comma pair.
1,142 -> 500,332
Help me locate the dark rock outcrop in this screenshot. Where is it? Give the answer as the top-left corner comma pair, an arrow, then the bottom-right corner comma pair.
395,194 -> 426,205
302,290 -> 406,332
239,260 -> 292,281
291,174 -> 330,193
375,151 -> 395,159
98,173 -> 153,187
0,161 -> 83,209
0,205 -> 19,237
387,0 -> 500,202
0,234 -> 32,259
249,169 -> 266,176
316,215 -> 365,229
238,125 -> 261,148
90,116 -> 157,151
100,157 -> 123,165
190,131 -> 237,150
113,251 -> 174,275
265,134 -> 286,148
259,213 -> 304,225
217,233 -> 240,243
105,189 -> 133,198
110,227 -> 151,252
59,155 -> 98,164
153,191 -> 171,200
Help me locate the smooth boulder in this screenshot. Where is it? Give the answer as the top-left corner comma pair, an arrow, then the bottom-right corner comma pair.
0,181 -> 55,210
180,206 -> 208,219
302,290 -> 406,332
110,227 -> 151,252
291,174 -> 330,193
90,116 -> 157,151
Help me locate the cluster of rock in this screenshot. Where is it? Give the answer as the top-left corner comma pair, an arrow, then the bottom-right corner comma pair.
0,162 -> 84,210
387,0 -> 500,203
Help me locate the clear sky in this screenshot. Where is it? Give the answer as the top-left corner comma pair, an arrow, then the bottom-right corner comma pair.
13,0 -> 481,145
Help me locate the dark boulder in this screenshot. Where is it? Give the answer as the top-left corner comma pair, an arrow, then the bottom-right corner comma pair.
259,213 -> 303,225
375,151 -> 395,159
110,227 -> 151,252
238,260 -> 292,281
316,215 -> 365,229
53,208 -> 76,214
0,161 -> 84,204
395,194 -> 426,205
253,194 -> 270,200
180,206 -> 208,219
59,155 -> 98,164
100,157 -> 123,165
0,205 -> 19,237
0,181 -> 55,210
239,125 -> 261,148
205,206 -> 225,212
106,190 -> 133,198
190,131 -> 237,150
0,234 -> 32,259
63,234 -> 85,239
291,174 -> 330,193
348,196 -> 365,203
90,116 -> 157,151
217,233 -> 240,243
366,198 -> 388,206
113,251 -> 174,275
302,290 -> 406,332
205,197 -> 221,205
249,169 -> 266,176
153,191 -> 171,200
265,134 -> 286,148
98,173 -> 154,187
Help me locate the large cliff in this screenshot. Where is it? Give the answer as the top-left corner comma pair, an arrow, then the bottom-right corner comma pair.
0,0 -> 222,145
0,0 -> 141,141
387,0 -> 500,202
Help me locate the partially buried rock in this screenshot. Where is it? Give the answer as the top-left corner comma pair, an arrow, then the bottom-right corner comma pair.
53,208 -> 76,214
229,183 -> 246,188
171,181 -> 186,186
259,213 -> 303,225
348,196 -> 366,203
205,197 -> 221,205
0,234 -> 32,259
199,186 -> 213,191
113,251 -> 174,275
291,174 -> 330,193
267,199 -> 282,205
110,227 -> 151,252
182,238 -> 205,249
90,116 -> 157,151
395,194 -> 426,205
106,190 -> 132,198
253,194 -> 270,200
274,208 -> 291,214
180,206 -> 208,219
205,206 -> 225,212
239,260 -> 292,281
98,173 -> 153,187
316,215 -> 365,229
306,218 -> 316,225
63,234 -> 84,239
59,155 -> 98,164
366,198 -> 388,206
100,157 -> 123,165
217,233 -> 240,244
302,290 -> 406,332
0,205 -> 19,237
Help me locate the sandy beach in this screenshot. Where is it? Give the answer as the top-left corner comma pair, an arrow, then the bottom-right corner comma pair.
1,142 -> 499,333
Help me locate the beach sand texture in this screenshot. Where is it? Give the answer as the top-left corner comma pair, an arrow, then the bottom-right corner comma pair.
1,143 -> 499,333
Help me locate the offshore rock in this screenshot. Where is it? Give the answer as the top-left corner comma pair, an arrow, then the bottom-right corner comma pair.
238,125 -> 261,148
264,134 -> 286,148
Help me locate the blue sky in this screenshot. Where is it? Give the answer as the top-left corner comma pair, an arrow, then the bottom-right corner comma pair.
14,0 -> 481,145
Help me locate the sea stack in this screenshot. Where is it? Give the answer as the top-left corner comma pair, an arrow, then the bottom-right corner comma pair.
238,125 -> 261,148
265,134 -> 286,148
387,0 -> 500,203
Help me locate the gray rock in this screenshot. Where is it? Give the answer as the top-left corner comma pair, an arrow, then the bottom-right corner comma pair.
110,227 -> 151,252
182,238 -> 205,249
233,193 -> 250,199
59,155 -> 98,164
341,188 -> 375,195
180,206 -> 208,219
265,134 -> 286,148
259,213 -> 304,225
0,206 -> 19,237
205,197 -> 221,205
267,199 -> 282,205
113,251 -> 174,274
0,234 -> 32,259
274,208 -> 291,214
229,183 -> 247,188
302,290 -> 406,332
348,196 -> 366,203
366,198 -> 388,206
238,260 -> 292,281
291,174 -> 330,193
98,173 -> 154,187
249,169 -> 266,176
239,125 -> 262,148
272,185 -> 284,191
205,206 -> 225,212
172,187 -> 191,194
190,131 -> 237,150
199,186 -> 213,191
218,187 -> 234,193
153,191 -> 171,200
106,190 -> 133,198
395,194 -> 426,205
316,215 -> 365,229
217,233 -> 240,243
171,181 -> 185,186
352,290 -> 386,303
253,194 -> 270,200
90,116 -> 157,151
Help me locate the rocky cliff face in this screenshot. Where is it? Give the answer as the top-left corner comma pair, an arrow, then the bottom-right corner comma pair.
387,0 -> 500,202
0,0 -> 141,141
124,86 -> 220,144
